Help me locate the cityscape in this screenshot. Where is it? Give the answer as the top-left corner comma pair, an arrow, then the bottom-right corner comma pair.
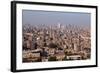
22,10 -> 91,63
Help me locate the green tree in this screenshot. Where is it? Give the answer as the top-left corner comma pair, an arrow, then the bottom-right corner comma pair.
48,43 -> 57,48
48,56 -> 57,61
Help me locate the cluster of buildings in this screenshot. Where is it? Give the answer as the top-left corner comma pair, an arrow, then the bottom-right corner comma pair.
22,23 -> 91,62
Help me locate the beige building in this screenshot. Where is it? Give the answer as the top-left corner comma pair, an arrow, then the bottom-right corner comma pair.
55,53 -> 65,61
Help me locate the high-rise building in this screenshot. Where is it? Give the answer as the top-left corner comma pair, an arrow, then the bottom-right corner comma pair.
58,23 -> 61,29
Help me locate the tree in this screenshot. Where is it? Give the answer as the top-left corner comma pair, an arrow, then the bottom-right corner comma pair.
48,43 -> 57,48
43,42 -> 47,47
48,56 -> 57,61
62,56 -> 67,61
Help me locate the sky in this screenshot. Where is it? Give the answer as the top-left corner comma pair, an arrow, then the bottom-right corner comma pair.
22,10 -> 91,27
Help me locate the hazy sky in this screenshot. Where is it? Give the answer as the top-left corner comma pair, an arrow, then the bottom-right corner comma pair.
22,10 -> 91,27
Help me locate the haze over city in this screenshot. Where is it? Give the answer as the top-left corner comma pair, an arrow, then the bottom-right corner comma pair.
22,10 -> 90,28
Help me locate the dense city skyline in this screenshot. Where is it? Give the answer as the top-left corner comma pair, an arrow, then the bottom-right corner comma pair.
22,10 -> 91,62
22,10 -> 91,28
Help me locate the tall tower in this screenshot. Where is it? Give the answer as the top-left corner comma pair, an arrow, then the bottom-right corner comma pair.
58,23 -> 61,29
50,25 -> 52,38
